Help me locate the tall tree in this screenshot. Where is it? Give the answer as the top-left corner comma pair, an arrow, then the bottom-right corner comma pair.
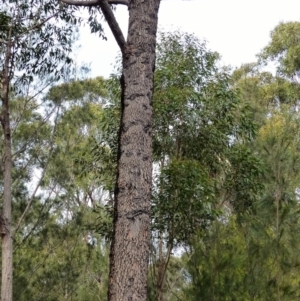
259,21 -> 300,78
0,11 -> 13,301
150,31 -> 259,301
11,76 -> 112,301
61,1 -> 160,300
0,1 -> 80,300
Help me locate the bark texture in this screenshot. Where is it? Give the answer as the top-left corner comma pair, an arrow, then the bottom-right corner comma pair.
1,32 -> 13,301
108,0 -> 160,300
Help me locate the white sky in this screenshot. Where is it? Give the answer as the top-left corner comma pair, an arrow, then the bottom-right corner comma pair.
76,0 -> 300,78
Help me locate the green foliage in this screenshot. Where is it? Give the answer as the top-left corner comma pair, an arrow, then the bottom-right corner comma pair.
259,21 -> 300,77
0,10 -> 10,38
152,31 -> 258,246
224,145 -> 265,215
150,26 -> 300,301
153,159 -> 215,245
9,21 -> 300,301
149,31 -> 262,300
1,0 -> 107,90
185,218 -> 249,301
194,21 -> 300,300
14,213 -> 110,301
8,77 -> 113,301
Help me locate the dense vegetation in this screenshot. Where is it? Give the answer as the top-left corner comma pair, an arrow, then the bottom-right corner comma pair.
2,5 -> 300,299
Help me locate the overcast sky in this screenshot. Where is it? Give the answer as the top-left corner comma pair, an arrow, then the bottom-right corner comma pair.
76,0 -> 300,78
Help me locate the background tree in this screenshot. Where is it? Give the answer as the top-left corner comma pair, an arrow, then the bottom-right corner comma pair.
0,0 -> 110,298
189,20 -> 300,301
0,1 -> 83,299
12,76 -> 113,301
150,31 -> 260,301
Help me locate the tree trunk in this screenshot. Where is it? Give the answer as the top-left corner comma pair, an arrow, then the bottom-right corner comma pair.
107,1 -> 160,300
157,235 -> 164,301
1,30 -> 13,301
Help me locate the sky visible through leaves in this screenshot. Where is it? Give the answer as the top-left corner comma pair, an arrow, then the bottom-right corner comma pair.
77,0 -> 300,78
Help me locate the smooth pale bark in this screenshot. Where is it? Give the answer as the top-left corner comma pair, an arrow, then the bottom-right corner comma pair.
0,30 -> 13,301
108,1 -> 160,300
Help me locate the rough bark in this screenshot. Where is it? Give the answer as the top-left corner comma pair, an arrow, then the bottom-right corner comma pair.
59,0 -> 160,299
1,28 -> 13,301
108,1 -> 160,300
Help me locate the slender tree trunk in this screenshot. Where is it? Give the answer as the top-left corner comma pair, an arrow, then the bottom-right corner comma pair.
157,160 -> 166,301
108,1 -> 160,300
275,188 -> 281,301
157,235 -> 164,301
156,237 -> 173,301
1,30 -> 13,301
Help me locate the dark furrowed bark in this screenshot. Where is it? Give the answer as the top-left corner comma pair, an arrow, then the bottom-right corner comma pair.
108,1 -> 160,300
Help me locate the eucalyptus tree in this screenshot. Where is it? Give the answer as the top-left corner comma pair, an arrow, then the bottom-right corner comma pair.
179,62 -> 300,300
0,1 -> 85,299
88,30 -> 260,300
150,31 -> 260,301
60,1 -> 161,300
147,21 -> 300,301
259,21 -> 300,78
225,22 -> 300,300
0,94 -> 62,301
12,76 -> 112,301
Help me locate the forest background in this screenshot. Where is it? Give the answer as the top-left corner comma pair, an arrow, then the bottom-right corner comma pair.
2,0 -> 300,301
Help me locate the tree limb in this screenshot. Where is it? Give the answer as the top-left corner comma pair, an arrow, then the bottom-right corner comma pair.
61,0 -> 127,54
17,14 -> 57,38
98,0 -> 127,54
60,0 -> 128,6
61,0 -> 101,6
13,106 -> 60,237
108,0 -> 128,4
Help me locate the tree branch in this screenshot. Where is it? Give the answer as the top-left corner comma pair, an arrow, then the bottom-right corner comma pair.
60,0 -> 128,6
61,0 -> 127,54
108,0 -> 128,4
60,0 -> 101,6
13,106 -> 60,237
98,0 -> 127,54
18,14 -> 57,38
